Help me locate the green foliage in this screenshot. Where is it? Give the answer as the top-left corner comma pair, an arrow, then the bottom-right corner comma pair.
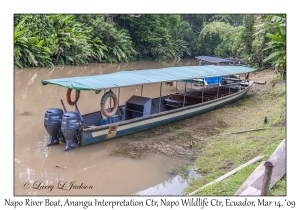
49,14 -> 94,65
129,15 -> 174,60
170,21 -> 194,57
14,14 -> 283,70
241,15 -> 255,55
183,14 -> 245,58
14,14 -> 135,67
14,15 -> 53,68
198,21 -> 244,58
260,15 -> 286,78
115,14 -> 189,61
101,27 -> 134,62
15,14 -> 193,67
181,14 -> 215,33
209,14 -> 244,26
76,14 -> 134,63
195,15 -> 279,70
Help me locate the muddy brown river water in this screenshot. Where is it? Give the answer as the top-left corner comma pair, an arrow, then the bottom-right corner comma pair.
14,59 -> 200,195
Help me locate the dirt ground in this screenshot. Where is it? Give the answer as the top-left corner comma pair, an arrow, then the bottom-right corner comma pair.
110,69 -> 283,161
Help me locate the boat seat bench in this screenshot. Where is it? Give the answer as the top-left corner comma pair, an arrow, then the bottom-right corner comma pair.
169,93 -> 215,103
163,98 -> 183,107
167,88 -> 238,105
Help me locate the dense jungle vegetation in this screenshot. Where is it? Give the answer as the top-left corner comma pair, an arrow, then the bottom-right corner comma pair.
14,14 -> 286,77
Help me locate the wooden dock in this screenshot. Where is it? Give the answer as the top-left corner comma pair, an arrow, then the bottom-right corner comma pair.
235,139 -> 286,195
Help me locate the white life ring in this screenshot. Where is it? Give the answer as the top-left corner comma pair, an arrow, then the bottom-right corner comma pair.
101,91 -> 118,117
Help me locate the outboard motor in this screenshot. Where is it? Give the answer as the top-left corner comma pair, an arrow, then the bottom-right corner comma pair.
61,111 -> 82,151
44,108 -> 64,146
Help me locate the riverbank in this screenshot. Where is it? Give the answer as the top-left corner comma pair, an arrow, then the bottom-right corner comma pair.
110,69 -> 286,195
185,69 -> 286,195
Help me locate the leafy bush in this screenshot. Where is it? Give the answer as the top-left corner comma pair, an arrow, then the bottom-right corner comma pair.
14,14 -> 285,72
14,16 -> 53,68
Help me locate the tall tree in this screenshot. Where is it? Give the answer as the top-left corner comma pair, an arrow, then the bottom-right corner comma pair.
256,14 -> 286,78
241,15 -> 255,55
114,14 -> 189,60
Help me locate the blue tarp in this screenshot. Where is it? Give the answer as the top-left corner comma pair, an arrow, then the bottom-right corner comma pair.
205,76 -> 223,84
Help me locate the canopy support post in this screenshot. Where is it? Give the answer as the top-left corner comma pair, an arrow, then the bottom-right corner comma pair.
239,74 -> 241,90
202,84 -> 204,103
118,88 -> 120,106
109,89 -> 112,123
217,77 -> 220,98
183,81 -> 187,107
159,83 -> 162,113
141,85 -> 143,96
229,75 -> 231,95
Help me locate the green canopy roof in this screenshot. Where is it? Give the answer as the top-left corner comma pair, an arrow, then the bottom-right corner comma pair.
41,65 -> 256,91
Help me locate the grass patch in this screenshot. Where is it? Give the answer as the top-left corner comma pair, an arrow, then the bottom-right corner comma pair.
268,175 -> 286,196
189,162 -> 260,196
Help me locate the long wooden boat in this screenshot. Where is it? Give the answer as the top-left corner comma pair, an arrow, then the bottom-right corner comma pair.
195,55 -> 248,66
42,65 -> 255,151
196,55 -> 235,65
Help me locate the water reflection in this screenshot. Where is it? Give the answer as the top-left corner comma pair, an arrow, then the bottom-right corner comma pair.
14,59 -> 200,195
137,170 -> 201,195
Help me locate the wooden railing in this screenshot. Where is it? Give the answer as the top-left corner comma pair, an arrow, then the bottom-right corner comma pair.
261,138 -> 286,195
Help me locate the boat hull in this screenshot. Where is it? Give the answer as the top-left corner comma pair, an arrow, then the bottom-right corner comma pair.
81,85 -> 250,146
